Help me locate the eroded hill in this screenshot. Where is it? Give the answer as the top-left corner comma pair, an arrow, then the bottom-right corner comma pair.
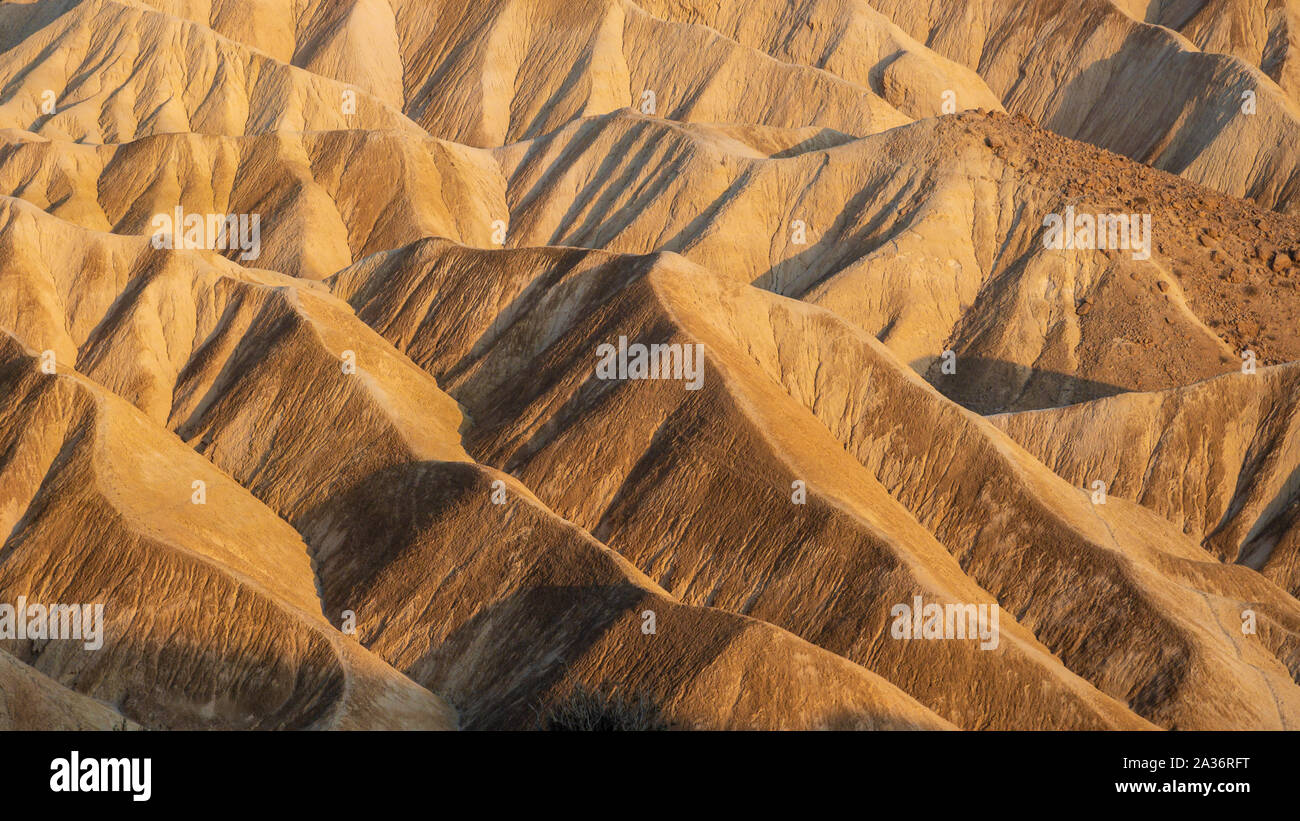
2,0 -> 1299,731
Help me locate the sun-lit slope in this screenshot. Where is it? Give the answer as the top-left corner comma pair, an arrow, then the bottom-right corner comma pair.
655,264 -> 1300,730
332,237 -> 1300,729
0,650 -> 137,730
118,0 -> 401,102
862,0 -> 1300,213
0,0 -> 421,144
0,193 -> 472,487
174,293 -> 953,731
393,0 -> 910,146
0,195 -> 393,420
634,0 -> 1004,118
0,333 -> 457,730
495,109 -> 1300,411
306,455 -> 957,731
0,129 -> 505,278
3,0 -> 1298,733
120,0 -> 912,145
10,102 -> 1297,412
152,243 -> 953,732
332,239 -> 1169,730
991,362 -> 1300,597
0,196 -> 952,729
1133,0 -> 1300,107
0,196 -> 476,477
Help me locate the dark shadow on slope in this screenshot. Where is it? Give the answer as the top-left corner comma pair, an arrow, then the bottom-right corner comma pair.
1230,462 -> 1300,570
915,354 -> 1131,415
1045,39 -> 1251,186
768,128 -> 858,158
293,458 -> 722,730
748,170 -> 933,297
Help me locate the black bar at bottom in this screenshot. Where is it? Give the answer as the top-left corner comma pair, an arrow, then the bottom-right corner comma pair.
0,730 -> 1287,810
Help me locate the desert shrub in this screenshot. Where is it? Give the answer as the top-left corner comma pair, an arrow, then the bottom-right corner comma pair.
538,685 -> 672,731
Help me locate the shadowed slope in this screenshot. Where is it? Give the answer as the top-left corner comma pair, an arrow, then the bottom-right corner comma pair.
0,332 -> 457,729
0,650 -> 137,730
864,0 -> 1300,212
993,362 -> 1300,601
0,196 -> 952,730
0,0 -> 422,143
